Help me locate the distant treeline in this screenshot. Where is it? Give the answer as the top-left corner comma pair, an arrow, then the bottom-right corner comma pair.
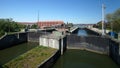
0,18 -> 25,37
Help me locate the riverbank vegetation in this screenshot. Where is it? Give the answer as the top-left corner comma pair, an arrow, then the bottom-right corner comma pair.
0,18 -> 25,37
3,46 -> 56,68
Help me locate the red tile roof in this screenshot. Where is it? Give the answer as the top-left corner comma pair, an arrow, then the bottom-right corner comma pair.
18,21 -> 64,28
37,21 -> 64,28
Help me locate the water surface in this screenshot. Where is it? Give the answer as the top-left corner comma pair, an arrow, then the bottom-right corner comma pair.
52,49 -> 119,68
77,29 -> 87,36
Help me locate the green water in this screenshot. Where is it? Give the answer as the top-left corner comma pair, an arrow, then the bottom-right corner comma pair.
52,49 -> 119,68
0,42 -> 38,66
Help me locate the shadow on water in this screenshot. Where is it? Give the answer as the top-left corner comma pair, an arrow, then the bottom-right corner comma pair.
0,42 -> 38,67
52,49 -> 119,68
0,65 -> 2,68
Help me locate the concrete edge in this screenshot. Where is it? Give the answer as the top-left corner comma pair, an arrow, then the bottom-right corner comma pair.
37,50 -> 60,68
67,47 -> 108,55
0,32 -> 27,40
0,34 -> 7,40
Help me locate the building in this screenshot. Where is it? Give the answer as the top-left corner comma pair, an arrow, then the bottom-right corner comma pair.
18,22 -> 36,27
18,21 -> 64,29
37,21 -> 64,29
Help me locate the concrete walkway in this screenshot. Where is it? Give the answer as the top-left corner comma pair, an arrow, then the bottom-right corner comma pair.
87,27 -> 110,34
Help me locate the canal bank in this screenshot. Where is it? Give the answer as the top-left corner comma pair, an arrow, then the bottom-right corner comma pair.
0,42 -> 38,67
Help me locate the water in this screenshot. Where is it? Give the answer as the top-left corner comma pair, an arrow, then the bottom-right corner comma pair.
52,49 -> 119,68
0,42 -> 38,66
77,29 -> 87,36
52,29 -> 119,68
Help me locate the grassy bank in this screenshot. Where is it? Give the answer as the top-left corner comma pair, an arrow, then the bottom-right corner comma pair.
2,46 -> 56,68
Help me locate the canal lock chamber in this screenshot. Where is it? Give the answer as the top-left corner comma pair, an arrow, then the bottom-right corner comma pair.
52,28 -> 120,68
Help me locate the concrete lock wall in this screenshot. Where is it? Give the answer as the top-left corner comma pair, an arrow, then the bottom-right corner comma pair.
67,34 -> 120,64
39,37 -> 59,49
28,32 -> 51,42
0,32 -> 27,50
38,35 -> 67,68
109,39 -> 120,64
67,35 -> 109,54
39,35 -> 67,55
38,50 -> 61,68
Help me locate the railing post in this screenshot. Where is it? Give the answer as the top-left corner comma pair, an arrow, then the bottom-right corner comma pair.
17,33 -> 19,39
61,36 -> 63,55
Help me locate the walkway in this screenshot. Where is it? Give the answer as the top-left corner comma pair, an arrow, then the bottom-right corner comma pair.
87,27 -> 110,34
70,27 -> 79,33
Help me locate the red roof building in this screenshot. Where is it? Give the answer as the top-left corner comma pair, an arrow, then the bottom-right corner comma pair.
18,21 -> 64,29
37,21 -> 64,28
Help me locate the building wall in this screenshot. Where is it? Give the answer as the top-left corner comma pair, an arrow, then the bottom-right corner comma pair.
37,21 -> 64,28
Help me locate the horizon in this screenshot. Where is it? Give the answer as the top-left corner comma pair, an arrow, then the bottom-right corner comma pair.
0,0 -> 120,24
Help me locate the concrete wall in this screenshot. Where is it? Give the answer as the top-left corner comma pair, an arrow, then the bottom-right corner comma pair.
38,34 -> 67,67
109,39 -> 120,64
38,50 -> 61,68
0,32 -> 27,50
67,34 -> 120,65
39,37 -> 60,49
39,35 -> 67,55
70,27 -> 79,34
28,32 -> 51,42
67,35 -> 109,54
84,28 -> 101,36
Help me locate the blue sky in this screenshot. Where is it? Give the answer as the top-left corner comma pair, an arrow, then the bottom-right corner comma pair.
0,0 -> 120,24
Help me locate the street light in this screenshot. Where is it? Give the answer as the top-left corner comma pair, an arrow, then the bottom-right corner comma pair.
102,4 -> 106,35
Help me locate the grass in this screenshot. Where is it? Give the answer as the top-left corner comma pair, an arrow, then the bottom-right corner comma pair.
2,46 -> 56,68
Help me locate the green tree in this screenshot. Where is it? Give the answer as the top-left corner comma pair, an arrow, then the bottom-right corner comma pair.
31,24 -> 38,29
0,18 -> 25,37
106,8 -> 120,33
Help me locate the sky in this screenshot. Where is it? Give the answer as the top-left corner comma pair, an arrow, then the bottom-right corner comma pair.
0,0 -> 120,24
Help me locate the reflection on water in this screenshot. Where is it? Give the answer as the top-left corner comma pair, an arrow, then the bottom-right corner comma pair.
52,49 -> 119,68
0,42 -> 38,65
77,29 -> 87,36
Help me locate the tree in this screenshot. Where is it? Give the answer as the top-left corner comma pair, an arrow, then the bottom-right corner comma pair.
31,24 -> 38,29
0,18 -> 26,37
106,8 -> 120,33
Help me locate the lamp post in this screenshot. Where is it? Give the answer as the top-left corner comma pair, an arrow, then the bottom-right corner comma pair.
37,11 -> 39,32
102,4 -> 106,36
